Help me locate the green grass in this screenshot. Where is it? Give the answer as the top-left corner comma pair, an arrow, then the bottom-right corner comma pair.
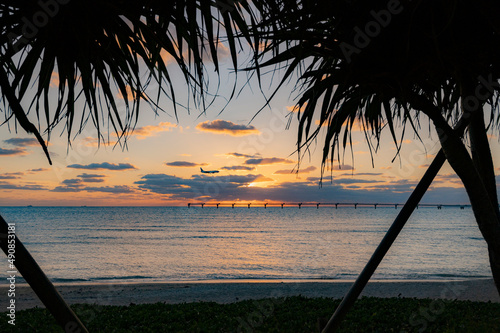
1,297 -> 499,332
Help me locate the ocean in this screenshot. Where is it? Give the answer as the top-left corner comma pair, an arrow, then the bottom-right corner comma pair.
0,206 -> 491,284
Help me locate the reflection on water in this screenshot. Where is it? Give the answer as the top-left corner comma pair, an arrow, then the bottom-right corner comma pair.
0,206 -> 490,283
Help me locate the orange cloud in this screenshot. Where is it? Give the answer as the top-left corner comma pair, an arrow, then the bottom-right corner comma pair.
274,166 -> 317,175
245,157 -> 294,165
50,72 -> 59,87
327,164 -> 354,171
314,119 -> 329,127
117,85 -> 136,101
81,137 -> 117,147
131,122 -> 177,139
286,103 -> 307,113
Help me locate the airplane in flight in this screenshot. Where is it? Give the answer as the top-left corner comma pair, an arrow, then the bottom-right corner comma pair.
200,167 -> 219,174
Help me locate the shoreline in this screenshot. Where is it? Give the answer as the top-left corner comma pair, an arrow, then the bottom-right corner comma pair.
1,278 -> 498,311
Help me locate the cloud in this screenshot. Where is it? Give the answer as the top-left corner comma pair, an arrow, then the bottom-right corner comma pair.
274,166 -> 317,175
52,179 -> 133,193
84,185 -> 135,193
327,164 -> 354,171
135,174 -> 192,194
51,186 -> 81,192
0,181 -> 46,191
286,104 -> 307,113
62,178 -> 83,185
0,147 -> 29,156
52,179 -> 85,192
4,138 -> 40,147
81,137 -> 117,148
196,120 -> 259,136
0,172 -> 24,180
226,152 -> 260,158
135,173 -> 273,197
131,122 -> 176,139
28,168 -> 49,173
67,162 -> 137,171
330,178 -> 384,185
132,170 -> 473,204
434,173 -> 462,186
165,161 -> 208,167
116,85 -> 135,101
50,72 -> 60,87
338,172 -> 382,177
435,174 -> 460,181
77,173 -> 106,183
314,119 -> 329,127
221,166 -> 255,171
245,157 -> 294,165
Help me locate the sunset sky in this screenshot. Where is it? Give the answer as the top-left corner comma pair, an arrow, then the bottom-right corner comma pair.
1,54 -> 499,206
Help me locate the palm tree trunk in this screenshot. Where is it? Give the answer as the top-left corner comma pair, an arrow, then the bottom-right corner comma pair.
467,89 -> 500,293
408,85 -> 500,295
431,104 -> 500,295
469,106 -> 500,217
0,215 -> 88,332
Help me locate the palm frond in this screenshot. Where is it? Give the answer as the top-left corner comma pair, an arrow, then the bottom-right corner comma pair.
247,0 -> 500,172
0,0 -> 255,163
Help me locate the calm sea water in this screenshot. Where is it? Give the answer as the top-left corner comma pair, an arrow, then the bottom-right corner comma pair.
0,206 -> 491,284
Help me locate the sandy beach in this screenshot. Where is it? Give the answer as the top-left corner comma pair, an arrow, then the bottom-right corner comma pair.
1,278 -> 498,311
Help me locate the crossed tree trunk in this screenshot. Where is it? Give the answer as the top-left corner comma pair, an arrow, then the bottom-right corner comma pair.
323,82 -> 500,332
0,215 -> 88,332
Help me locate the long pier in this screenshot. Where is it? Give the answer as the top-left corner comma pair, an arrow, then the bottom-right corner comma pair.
187,202 -> 470,209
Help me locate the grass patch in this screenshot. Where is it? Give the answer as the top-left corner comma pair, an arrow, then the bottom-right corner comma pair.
1,297 -> 499,332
